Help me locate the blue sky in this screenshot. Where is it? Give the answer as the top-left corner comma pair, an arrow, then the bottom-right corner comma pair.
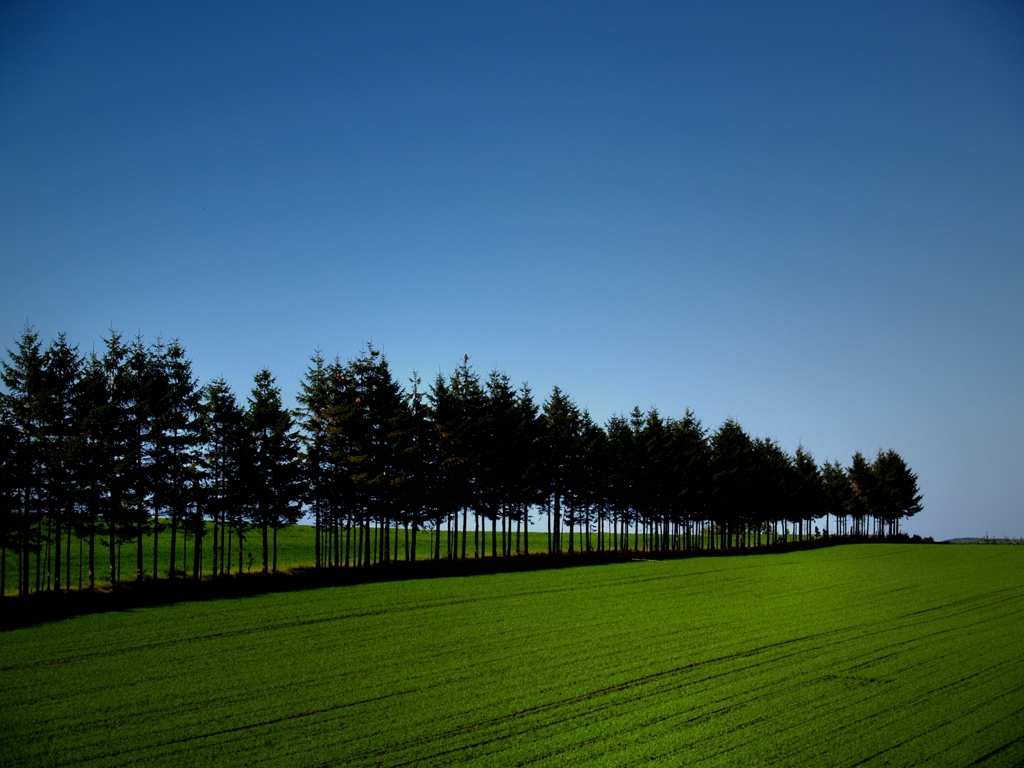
2,1 -> 1022,539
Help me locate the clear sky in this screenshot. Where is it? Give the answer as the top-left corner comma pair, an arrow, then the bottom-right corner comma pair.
2,1 -> 1022,540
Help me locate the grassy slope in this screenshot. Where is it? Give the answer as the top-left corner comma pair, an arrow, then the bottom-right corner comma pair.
1,544 -> 1022,767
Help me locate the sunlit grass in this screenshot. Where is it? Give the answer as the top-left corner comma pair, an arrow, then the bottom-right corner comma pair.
2,544 -> 1021,766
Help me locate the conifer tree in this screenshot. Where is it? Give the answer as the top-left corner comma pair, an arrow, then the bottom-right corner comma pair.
848,451 -> 876,536
605,413 -> 636,552
513,384 -> 541,555
122,335 -> 154,583
39,334 -> 83,591
0,326 -> 45,595
821,459 -> 851,536
0,395 -> 19,595
448,357 -> 484,559
246,369 -> 301,574
151,340 -> 201,579
791,445 -> 824,541
297,351 -> 332,569
76,351 -> 109,590
668,409 -> 708,550
873,448 -> 923,536
200,378 -> 248,577
710,418 -> 753,549
541,387 -> 582,554
402,372 -> 436,561
94,329 -> 134,589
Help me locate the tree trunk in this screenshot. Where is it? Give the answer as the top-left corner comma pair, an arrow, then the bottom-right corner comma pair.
547,497 -> 552,554
53,518 -> 62,592
363,512 -> 371,567
88,517 -> 96,591
461,508 -> 468,559
315,501 -> 321,570
516,508 -> 522,555
36,515 -> 43,593
66,522 -> 73,593
153,507 -> 160,580
557,495 -> 565,557
169,510 -> 178,580
523,503 -> 529,556
194,520 -> 202,580
108,516 -> 117,590
136,521 -> 143,583
261,520 -> 269,574
568,507 -> 575,554
345,515 -> 351,567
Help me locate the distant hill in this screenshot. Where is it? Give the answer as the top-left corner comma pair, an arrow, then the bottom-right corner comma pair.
944,537 -> 1024,544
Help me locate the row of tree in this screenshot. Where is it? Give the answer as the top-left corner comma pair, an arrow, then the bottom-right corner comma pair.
1,328 -> 923,596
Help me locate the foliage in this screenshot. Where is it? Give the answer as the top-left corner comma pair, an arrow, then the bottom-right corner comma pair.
0,327 -> 925,594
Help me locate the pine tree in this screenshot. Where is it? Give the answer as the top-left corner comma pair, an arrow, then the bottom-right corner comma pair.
791,444 -> 823,542
88,329 -> 135,589
39,334 -> 83,591
821,459 -> 851,536
0,397 -> 19,595
710,418 -> 753,549
150,340 -> 201,579
297,351 -> 332,569
513,384 -> 541,556
427,372 -> 459,561
402,371 -> 436,562
668,409 -> 708,551
848,451 -> 876,536
448,357 -> 484,560
121,335 -> 154,583
0,326 -> 45,595
200,378 -> 249,577
246,369 -> 300,574
541,387 -> 582,555
873,448 -> 923,536
605,413 -> 636,552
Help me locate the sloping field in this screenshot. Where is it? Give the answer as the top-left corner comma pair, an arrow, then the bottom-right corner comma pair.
1,544 -> 1022,766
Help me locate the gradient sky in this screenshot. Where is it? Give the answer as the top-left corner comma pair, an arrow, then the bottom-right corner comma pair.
2,1 -> 1022,540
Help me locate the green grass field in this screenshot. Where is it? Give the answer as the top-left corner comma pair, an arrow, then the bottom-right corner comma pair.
2,544 -> 1022,766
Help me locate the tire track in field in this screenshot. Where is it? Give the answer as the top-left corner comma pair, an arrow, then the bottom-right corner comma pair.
561,595 -> 1024,768
759,642 -> 1024,765
844,698 -> 1024,767
355,628 -> 852,767
454,634 -> 870,768
969,735 -> 1024,765
0,568 -> 718,674
70,581 -> 1015,768
39,685 -> 435,767
0,593 -> 530,673
645,638 -> 1024,767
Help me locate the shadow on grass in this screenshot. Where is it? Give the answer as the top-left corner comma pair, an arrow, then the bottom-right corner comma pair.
0,535 -> 931,631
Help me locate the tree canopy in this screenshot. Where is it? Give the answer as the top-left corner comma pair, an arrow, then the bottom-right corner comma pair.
0,327 -> 924,595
